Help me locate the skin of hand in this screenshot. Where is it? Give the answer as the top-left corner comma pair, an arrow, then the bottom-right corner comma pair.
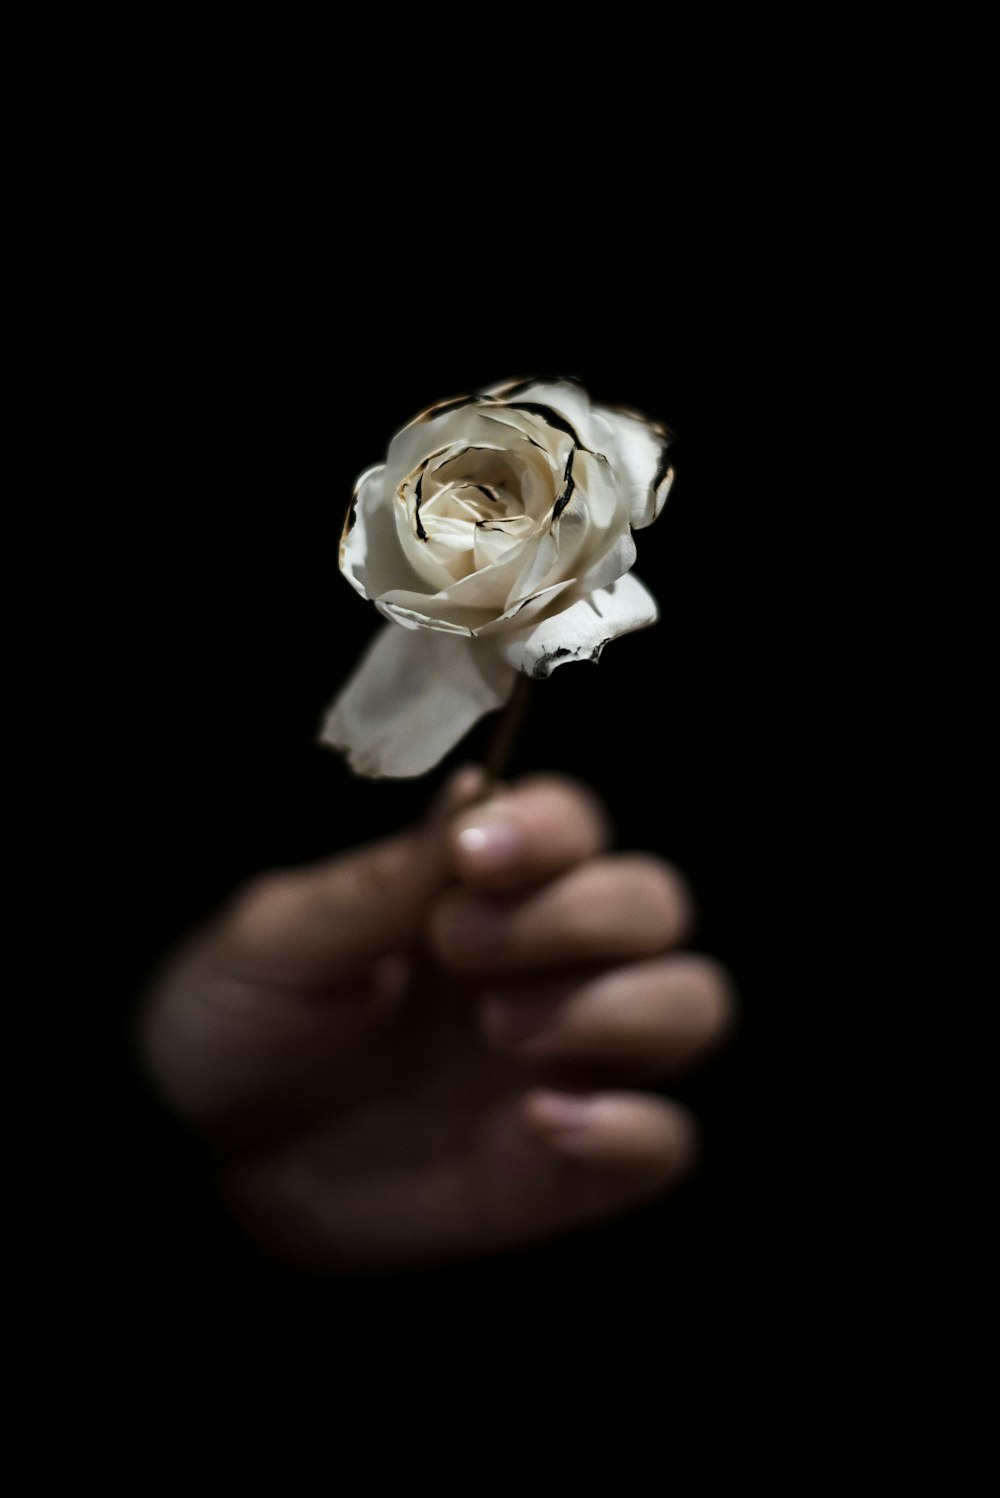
136,766 -> 737,1272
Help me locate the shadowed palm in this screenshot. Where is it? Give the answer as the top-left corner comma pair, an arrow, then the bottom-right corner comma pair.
213,957 -> 657,1270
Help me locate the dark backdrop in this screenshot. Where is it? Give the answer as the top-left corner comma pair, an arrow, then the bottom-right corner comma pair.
64,170 -> 878,1350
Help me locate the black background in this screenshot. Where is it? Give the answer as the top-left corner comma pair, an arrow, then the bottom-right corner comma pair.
63,159 -> 881,1354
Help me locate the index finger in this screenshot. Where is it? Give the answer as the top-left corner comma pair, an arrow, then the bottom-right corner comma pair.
448,773 -> 613,892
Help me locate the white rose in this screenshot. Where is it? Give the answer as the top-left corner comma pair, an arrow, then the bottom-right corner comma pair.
319,375 -> 674,778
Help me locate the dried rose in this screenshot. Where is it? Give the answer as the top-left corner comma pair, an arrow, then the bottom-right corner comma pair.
320,376 -> 673,777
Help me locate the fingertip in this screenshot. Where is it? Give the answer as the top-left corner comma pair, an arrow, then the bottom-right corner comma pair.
523,1090 -> 601,1132
216,869 -> 307,965
450,795 -> 525,884
523,1089 -> 701,1188
446,773 -> 611,892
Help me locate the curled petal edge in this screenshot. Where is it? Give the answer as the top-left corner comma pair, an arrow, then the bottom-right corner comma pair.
498,573 -> 659,680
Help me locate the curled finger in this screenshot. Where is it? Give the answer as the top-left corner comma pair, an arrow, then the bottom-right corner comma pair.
481,954 -> 737,1078
430,853 -> 696,971
448,772 -> 613,891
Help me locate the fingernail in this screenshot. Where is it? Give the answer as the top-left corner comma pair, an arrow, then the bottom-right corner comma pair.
453,802 -> 523,875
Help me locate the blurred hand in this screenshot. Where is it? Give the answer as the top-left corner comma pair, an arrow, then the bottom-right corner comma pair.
137,766 -> 735,1271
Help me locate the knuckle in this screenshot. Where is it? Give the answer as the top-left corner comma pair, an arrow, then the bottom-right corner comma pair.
226,869 -> 286,926
344,852 -> 396,913
217,868 -> 308,959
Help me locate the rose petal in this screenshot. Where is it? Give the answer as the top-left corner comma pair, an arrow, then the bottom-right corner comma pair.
474,405 -> 574,471
342,463 -> 426,601
376,599 -> 476,634
498,573 -> 659,679
476,576 -> 577,634
481,377 -> 598,449
377,510 -> 558,627
574,527 -> 637,597
374,451 -> 623,633
318,622 -> 516,778
485,381 -> 673,531
593,405 -> 675,530
384,405 -> 545,494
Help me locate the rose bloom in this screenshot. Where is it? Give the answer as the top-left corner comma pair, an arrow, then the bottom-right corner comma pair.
320,376 -> 674,777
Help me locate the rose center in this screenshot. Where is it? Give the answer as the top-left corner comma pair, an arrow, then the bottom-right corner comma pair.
408,455 -> 550,580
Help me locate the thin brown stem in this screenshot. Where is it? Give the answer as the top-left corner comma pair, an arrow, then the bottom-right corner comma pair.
482,674 -> 533,796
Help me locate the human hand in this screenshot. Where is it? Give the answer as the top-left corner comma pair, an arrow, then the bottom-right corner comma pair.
137,767 -> 736,1272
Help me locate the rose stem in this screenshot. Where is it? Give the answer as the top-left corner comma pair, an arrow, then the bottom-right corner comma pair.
482,674 -> 533,796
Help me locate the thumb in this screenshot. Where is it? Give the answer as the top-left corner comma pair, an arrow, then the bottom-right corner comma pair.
206,764 -> 487,986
